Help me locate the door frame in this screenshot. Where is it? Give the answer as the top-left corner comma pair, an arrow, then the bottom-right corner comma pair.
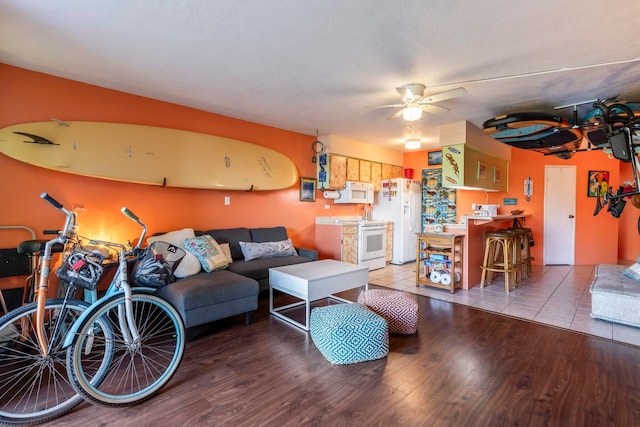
543,165 -> 576,265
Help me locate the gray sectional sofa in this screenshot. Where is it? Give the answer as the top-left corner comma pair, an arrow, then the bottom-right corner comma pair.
155,226 -> 317,338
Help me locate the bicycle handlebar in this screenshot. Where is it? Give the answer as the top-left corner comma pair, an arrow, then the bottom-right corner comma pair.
121,207 -> 147,251
40,192 -> 63,210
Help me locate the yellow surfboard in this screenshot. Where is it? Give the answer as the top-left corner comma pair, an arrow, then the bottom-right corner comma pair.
0,121 -> 299,191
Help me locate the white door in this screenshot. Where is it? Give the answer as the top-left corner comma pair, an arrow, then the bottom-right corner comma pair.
544,165 -> 576,265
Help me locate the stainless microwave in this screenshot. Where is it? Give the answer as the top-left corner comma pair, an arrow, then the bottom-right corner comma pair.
335,181 -> 374,204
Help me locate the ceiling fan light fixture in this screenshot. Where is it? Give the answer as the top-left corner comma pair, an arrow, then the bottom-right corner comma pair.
402,106 -> 422,121
405,138 -> 421,149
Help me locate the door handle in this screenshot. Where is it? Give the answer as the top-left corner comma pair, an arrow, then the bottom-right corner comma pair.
569,214 -> 575,218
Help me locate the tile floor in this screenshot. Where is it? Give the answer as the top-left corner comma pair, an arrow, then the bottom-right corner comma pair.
368,262 -> 640,347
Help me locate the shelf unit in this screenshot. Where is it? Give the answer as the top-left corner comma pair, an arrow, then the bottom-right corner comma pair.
416,233 -> 464,293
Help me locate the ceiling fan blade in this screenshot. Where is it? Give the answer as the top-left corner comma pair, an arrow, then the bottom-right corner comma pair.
421,104 -> 449,114
388,109 -> 405,120
366,103 -> 406,109
419,87 -> 467,104
396,83 -> 425,102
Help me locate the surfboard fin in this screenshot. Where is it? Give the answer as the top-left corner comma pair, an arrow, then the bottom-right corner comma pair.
247,185 -> 254,192
13,131 -> 59,145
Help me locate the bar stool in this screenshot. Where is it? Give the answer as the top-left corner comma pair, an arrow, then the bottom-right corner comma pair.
480,230 -> 518,292
505,228 -> 527,283
507,227 -> 534,279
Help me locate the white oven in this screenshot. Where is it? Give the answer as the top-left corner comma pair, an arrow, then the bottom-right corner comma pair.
358,221 -> 387,270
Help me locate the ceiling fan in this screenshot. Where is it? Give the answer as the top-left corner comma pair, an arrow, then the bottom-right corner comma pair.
368,83 -> 467,121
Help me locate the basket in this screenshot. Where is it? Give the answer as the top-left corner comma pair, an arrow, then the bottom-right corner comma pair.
131,241 -> 186,288
56,246 -> 105,290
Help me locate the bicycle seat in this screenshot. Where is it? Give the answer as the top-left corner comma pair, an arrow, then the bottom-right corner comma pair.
17,240 -> 64,255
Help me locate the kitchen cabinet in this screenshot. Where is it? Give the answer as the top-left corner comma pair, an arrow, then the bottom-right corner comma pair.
441,144 -> 509,191
359,160 -> 371,183
371,162 -> 382,190
346,158 -> 360,181
317,153 -> 402,190
416,233 -> 464,293
315,222 -> 358,265
318,153 -> 347,189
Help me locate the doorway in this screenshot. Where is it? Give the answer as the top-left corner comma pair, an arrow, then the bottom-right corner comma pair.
544,165 -> 576,265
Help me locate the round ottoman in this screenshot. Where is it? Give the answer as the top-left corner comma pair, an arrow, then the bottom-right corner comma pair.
309,303 -> 388,364
357,289 -> 420,334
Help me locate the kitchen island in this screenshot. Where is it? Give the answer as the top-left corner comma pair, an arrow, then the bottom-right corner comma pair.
423,214 -> 530,290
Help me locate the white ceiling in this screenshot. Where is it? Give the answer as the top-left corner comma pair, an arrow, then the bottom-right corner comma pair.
2,0 -> 640,152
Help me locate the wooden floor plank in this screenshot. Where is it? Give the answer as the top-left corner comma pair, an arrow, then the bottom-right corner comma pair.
42,287 -> 640,426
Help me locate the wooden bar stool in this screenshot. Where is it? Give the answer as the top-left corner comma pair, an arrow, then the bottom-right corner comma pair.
507,227 -> 534,279
480,230 -> 518,292
505,228 -> 526,283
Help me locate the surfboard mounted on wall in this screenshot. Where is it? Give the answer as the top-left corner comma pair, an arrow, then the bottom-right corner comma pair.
482,112 -> 582,159
0,121 -> 299,191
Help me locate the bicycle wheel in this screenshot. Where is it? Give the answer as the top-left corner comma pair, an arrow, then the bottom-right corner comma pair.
0,299 -> 89,425
66,291 -> 185,407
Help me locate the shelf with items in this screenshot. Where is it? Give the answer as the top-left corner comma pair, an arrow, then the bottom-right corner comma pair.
416,233 -> 464,293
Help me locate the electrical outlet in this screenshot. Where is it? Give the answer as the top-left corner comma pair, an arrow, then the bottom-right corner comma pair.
324,204 -> 330,209
224,196 -> 230,205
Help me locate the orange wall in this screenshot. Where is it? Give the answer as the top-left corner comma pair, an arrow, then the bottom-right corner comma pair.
405,146 -> 638,265
0,64 -> 365,287
2,62 -> 638,294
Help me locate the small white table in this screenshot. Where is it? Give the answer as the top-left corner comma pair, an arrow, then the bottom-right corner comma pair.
269,259 -> 369,331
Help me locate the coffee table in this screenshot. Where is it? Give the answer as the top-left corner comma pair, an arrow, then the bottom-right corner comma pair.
269,259 -> 369,331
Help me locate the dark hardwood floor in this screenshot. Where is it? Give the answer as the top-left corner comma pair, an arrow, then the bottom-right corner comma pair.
43,286 -> 640,427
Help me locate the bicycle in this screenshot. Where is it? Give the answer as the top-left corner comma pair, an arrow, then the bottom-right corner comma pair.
63,208 -> 186,407
0,194 -> 186,425
0,193 -> 107,425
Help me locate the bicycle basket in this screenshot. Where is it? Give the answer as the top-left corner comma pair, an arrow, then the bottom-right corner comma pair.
56,247 -> 105,290
131,241 -> 186,288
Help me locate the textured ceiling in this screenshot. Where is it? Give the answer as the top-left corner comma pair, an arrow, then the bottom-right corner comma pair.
2,0 -> 640,152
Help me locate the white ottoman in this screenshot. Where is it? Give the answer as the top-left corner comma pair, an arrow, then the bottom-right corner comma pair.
590,264 -> 640,327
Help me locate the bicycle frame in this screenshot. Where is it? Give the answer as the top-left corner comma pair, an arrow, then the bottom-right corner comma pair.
62,207 -> 152,349
34,193 -> 84,357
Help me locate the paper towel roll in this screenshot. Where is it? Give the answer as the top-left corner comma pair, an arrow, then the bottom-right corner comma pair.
429,270 -> 442,283
440,273 -> 452,286
323,190 -> 340,199
440,272 -> 461,286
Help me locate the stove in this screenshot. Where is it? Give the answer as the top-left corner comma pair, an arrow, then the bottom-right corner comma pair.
357,221 -> 387,270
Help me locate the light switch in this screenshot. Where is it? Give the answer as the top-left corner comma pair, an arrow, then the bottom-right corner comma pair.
224,196 -> 230,205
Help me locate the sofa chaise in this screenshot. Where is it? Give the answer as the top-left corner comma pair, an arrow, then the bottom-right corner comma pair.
154,226 -> 317,338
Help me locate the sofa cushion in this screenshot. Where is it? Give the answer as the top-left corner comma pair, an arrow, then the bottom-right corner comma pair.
148,228 -> 201,278
184,235 -> 229,272
205,228 -> 252,261
239,239 -> 297,261
156,269 -> 258,312
227,255 -> 311,281
250,226 -> 289,243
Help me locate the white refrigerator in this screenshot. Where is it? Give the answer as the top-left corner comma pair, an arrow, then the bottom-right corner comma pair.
373,178 -> 422,264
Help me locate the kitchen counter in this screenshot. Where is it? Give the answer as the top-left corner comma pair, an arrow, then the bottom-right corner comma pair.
424,214 -> 530,290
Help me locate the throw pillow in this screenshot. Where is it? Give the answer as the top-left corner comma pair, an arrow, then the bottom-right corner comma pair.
184,235 -> 229,272
148,228 -> 201,278
239,239 -> 297,261
220,243 -> 233,264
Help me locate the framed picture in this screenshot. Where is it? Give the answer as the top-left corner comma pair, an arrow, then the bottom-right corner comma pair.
477,161 -> 487,180
493,166 -> 502,183
588,170 -> 609,197
299,177 -> 316,201
428,150 -> 442,166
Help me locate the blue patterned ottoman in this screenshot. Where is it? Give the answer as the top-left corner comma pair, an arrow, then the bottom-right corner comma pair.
310,303 -> 389,364
357,289 -> 420,334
